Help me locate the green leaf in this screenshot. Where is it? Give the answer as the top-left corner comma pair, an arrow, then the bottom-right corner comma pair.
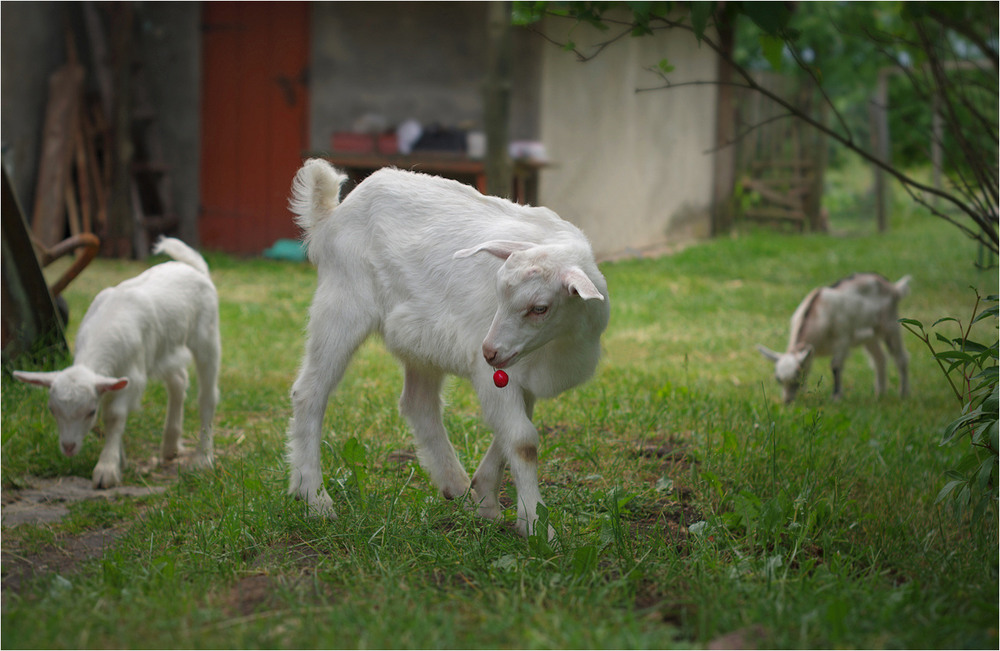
935,478 -> 963,504
690,2 -> 715,41
741,1 -> 793,35
975,455 -> 995,491
342,436 -> 367,465
931,316 -> 960,328
657,58 -> 675,74
759,34 -> 785,70
571,544 -> 600,575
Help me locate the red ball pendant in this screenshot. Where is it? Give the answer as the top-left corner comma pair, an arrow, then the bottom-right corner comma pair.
493,369 -> 509,388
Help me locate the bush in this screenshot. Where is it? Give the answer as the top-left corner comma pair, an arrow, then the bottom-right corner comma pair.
901,292 -> 999,529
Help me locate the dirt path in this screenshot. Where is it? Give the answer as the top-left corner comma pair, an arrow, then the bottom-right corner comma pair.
1,473 -> 169,605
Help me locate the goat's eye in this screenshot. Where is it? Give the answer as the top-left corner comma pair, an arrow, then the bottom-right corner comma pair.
528,305 -> 549,317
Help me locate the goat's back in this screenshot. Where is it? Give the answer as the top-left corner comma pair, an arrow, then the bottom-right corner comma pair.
74,262 -> 218,374
309,168 -> 585,260
792,273 -> 908,349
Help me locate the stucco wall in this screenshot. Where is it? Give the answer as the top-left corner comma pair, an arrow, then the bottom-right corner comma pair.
538,16 -> 719,258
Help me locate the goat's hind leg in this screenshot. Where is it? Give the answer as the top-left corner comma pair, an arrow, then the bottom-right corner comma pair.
884,326 -> 909,398
192,333 -> 221,469
864,339 -> 888,397
161,366 -> 188,461
288,293 -> 373,517
399,366 -> 471,501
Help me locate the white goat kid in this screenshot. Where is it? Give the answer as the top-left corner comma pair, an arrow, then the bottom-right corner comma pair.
758,273 -> 910,404
286,159 -> 609,537
14,237 -> 221,488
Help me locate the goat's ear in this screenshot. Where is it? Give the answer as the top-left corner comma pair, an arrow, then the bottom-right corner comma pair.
95,377 -> 129,393
454,240 -> 534,261
757,345 -> 781,362
562,267 -> 604,301
794,346 -> 814,363
12,370 -> 59,388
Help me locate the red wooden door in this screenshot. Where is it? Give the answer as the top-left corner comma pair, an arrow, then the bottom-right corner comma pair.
199,2 -> 309,254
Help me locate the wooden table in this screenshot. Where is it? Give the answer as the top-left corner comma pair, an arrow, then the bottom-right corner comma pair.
313,152 -> 544,205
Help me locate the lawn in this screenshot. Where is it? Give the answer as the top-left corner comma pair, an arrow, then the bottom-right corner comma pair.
2,187 -> 997,648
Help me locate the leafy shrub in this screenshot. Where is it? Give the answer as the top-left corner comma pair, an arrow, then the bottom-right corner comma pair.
901,292 -> 998,528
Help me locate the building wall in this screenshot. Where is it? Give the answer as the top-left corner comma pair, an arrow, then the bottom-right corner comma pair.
0,3 -> 201,245
0,2 -> 67,210
538,15 -> 719,258
309,2 -> 542,150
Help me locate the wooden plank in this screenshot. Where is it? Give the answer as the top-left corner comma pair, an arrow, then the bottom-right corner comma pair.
73,114 -> 93,233
2,167 -> 68,359
745,208 -> 806,222
30,64 -> 84,248
743,179 -> 809,210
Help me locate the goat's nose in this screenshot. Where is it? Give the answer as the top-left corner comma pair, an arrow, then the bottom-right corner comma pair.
482,343 -> 498,365
62,442 -> 77,456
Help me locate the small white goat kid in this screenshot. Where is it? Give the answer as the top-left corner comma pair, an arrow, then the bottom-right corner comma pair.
286,159 -> 609,537
14,237 -> 221,488
758,273 -> 910,404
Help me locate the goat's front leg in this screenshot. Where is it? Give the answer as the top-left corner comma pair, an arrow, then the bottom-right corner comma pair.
480,389 -> 552,539
830,346 -> 850,401
93,406 -> 128,489
470,438 -> 505,520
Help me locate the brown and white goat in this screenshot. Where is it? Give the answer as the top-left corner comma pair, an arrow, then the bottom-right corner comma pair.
758,273 -> 910,404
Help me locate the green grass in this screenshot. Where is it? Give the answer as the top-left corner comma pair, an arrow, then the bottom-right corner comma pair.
2,184 -> 997,649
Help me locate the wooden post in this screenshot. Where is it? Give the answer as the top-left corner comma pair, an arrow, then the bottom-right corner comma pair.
483,1 -> 512,198
711,16 -> 736,235
105,3 -> 135,257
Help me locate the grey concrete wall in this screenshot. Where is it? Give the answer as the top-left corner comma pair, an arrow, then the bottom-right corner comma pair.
309,2 -> 541,150
135,3 -> 201,245
537,14 -> 719,258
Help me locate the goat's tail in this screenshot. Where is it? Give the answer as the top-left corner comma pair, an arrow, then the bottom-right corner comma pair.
289,158 -> 348,235
894,274 -> 912,298
153,237 -> 210,276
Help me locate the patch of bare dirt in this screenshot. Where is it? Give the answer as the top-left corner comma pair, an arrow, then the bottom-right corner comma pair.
1,476 -> 166,527
1,524 -> 126,606
1,450 -> 210,606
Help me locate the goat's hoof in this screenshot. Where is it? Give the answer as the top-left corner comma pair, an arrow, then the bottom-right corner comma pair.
298,490 -> 336,519
516,520 -> 556,541
92,464 -> 122,489
189,452 -> 214,470
475,502 -> 502,521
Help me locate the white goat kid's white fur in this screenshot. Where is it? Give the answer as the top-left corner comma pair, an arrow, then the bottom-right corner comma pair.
286,159 -> 609,537
758,273 -> 910,404
14,237 -> 221,488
